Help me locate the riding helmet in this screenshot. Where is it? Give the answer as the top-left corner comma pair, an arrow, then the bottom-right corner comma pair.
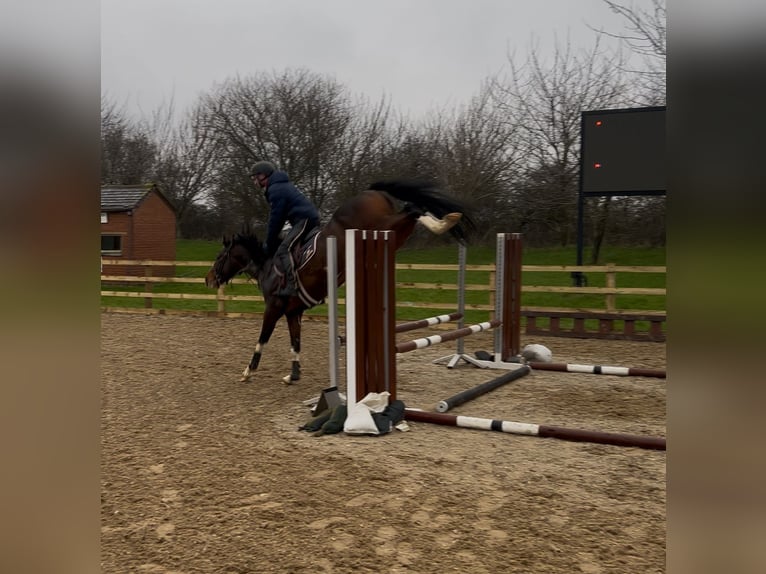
249,161 -> 276,177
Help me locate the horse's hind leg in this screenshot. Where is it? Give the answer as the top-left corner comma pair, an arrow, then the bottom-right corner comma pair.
282,312 -> 303,385
417,212 -> 462,234
402,202 -> 462,235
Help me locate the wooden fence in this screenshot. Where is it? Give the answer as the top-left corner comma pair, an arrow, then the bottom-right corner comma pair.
101,259 -> 666,342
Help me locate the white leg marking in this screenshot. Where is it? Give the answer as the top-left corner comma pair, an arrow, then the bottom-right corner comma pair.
282,348 -> 300,385
417,212 -> 463,235
240,343 -> 263,382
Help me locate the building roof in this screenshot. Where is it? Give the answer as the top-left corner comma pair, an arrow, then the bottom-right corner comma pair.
100,184 -> 176,213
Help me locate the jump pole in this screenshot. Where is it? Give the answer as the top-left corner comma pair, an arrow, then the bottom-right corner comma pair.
435,365 -> 531,412
404,409 -> 666,451
395,312 -> 463,334
337,311 -> 463,347
528,362 -> 667,379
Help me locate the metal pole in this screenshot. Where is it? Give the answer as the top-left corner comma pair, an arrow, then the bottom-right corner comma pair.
326,236 -> 339,390
456,243 -> 466,355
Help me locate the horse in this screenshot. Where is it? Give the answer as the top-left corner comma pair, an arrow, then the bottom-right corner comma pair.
205,179 -> 476,384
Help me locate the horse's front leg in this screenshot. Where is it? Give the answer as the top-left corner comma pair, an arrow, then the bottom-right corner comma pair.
282,311 -> 303,385
241,305 -> 282,382
240,341 -> 264,382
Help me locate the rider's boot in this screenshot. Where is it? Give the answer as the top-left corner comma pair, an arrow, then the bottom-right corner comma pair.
276,250 -> 297,297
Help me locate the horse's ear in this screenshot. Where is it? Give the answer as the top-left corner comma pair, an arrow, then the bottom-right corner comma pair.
222,234 -> 231,247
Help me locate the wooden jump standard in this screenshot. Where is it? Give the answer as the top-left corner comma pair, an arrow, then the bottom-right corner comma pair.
434,233 -> 523,369
345,229 -> 397,406
344,231 -> 525,404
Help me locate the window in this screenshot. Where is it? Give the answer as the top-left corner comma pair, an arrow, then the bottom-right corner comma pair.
101,234 -> 122,255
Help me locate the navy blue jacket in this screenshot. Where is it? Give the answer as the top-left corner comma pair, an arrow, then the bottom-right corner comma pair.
263,171 -> 320,255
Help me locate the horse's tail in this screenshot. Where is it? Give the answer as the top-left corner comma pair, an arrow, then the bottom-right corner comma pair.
368,179 -> 477,244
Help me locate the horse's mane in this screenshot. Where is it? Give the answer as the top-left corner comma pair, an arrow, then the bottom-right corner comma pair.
231,231 -> 268,264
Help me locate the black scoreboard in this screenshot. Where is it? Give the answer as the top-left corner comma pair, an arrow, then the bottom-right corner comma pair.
580,106 -> 666,195
574,106 -> 666,278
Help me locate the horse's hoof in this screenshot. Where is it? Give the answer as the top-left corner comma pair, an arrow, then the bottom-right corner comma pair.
418,212 -> 462,235
282,374 -> 299,385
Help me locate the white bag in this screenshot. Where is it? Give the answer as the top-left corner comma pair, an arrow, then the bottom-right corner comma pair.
343,392 -> 390,435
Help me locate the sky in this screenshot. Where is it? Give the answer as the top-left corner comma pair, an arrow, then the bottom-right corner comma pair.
101,0 -> 636,122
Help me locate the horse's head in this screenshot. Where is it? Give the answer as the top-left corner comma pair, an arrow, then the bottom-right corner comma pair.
205,232 -> 268,288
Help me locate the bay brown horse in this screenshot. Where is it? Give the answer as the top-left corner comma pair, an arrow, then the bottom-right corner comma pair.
205,179 -> 476,384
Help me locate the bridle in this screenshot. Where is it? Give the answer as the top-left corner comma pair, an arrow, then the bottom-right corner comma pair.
213,242 -> 256,286
212,244 -> 235,286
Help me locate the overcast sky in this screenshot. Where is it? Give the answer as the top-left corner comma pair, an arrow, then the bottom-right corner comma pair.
101,0 -> 635,122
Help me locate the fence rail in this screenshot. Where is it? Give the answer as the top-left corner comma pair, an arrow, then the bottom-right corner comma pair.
101,258 -> 666,341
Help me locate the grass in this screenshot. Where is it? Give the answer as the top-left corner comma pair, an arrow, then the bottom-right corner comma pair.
102,239 -> 666,328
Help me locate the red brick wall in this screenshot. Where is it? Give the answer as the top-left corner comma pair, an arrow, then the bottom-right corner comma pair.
101,190 -> 176,277
101,211 -> 132,276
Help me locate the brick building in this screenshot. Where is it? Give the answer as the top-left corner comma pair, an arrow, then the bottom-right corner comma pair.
100,184 -> 177,276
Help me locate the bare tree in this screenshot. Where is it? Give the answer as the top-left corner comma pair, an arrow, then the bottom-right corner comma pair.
194,68 -> 413,236
594,0 -> 666,104
149,103 -> 218,236
100,96 -> 156,185
490,38 -> 631,247
328,95 -> 400,208
433,84 -> 523,239
199,69 -> 353,220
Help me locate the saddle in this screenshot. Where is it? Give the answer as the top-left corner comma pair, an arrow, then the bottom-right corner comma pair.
273,227 -> 323,307
293,226 -> 321,271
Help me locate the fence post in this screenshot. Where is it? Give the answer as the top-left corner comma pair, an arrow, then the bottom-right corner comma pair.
488,269 -> 496,321
144,266 -> 153,309
217,285 -> 225,315
605,263 -> 616,312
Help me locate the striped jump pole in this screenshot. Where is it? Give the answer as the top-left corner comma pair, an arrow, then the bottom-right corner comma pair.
404,409 -> 666,451
338,312 -> 463,346
395,312 -> 463,334
436,365 -> 531,413
528,362 -> 666,379
396,320 -> 502,354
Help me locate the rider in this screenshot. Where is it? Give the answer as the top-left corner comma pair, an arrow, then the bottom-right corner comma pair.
250,161 -> 320,297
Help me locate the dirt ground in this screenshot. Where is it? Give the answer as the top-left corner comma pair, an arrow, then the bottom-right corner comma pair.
101,312 -> 666,574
